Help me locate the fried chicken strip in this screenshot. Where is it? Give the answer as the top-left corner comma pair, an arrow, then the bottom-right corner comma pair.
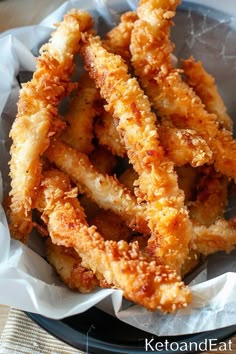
82,35 -> 192,271
130,0 -> 213,168
159,123 -> 212,167
62,72 -> 100,154
189,166 -> 229,226
181,57 -> 231,225
103,9 -> 212,167
157,71 -> 236,179
94,110 -> 127,157
130,0 -> 177,81
8,9 -> 93,242
36,170 -> 191,312
131,0 -> 236,179
95,106 -> 212,166
45,139 -> 149,235
45,238 -> 98,293
103,11 -> 138,66
182,57 -> 233,131
46,140 -> 236,259
193,218 -> 236,256
186,165 -> 234,255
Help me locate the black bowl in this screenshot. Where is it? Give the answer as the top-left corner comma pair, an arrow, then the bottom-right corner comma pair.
28,307 -> 236,353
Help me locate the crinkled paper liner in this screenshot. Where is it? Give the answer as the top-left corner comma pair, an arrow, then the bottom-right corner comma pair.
0,0 -> 236,336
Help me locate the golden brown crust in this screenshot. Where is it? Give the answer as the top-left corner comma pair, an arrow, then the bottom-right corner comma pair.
8,9 -> 93,242
193,218 -> 236,255
36,170 -> 192,312
103,11 -> 138,66
159,123 -> 212,167
95,110 -> 213,166
182,57 -> 233,131
130,0 -> 214,170
130,0 -> 236,180
62,72 -> 100,154
45,238 -> 98,293
189,166 -> 229,226
82,35 -> 192,271
103,5 -> 212,168
94,111 -> 127,158
130,0 -> 179,81
45,139 -> 149,235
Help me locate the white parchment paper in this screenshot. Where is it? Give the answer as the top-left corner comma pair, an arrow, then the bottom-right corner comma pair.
1,0 -> 236,336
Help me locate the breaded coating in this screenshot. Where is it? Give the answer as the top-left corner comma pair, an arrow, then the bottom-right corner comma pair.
82,35 -> 192,271
156,71 -> 236,179
45,238 -> 98,293
104,7 -> 212,167
103,11 -> 138,66
45,139 -> 149,235
94,111 -> 127,157
130,0 -> 179,81
189,166 -> 229,226
62,72 -> 100,153
159,123 -> 212,167
130,0 -> 212,168
95,109 -> 212,166
193,218 -> 236,256
130,0 -> 236,180
8,9 -> 93,242
35,170 -> 191,312
182,57 -> 233,131
46,139 -> 234,258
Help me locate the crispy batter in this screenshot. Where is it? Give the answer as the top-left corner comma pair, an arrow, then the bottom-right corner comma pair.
62,72 -> 100,153
193,218 -> 236,255
45,238 -> 98,293
189,166 -> 229,226
159,123 -> 212,167
180,55 -> 233,253
95,108 -> 212,166
130,0 -> 236,180
104,8 -> 212,167
130,0 -> 213,169
103,11 -> 138,66
155,71 -> 236,179
36,170 -> 192,312
46,139 -> 234,258
182,57 -> 233,131
8,9 -> 93,242
45,139 -> 149,235
7,2 -> 236,314
94,111 -> 127,157
82,35 -> 192,271
130,0 -> 177,81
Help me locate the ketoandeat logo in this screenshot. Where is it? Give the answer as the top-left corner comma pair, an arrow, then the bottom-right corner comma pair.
144,338 -> 233,352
